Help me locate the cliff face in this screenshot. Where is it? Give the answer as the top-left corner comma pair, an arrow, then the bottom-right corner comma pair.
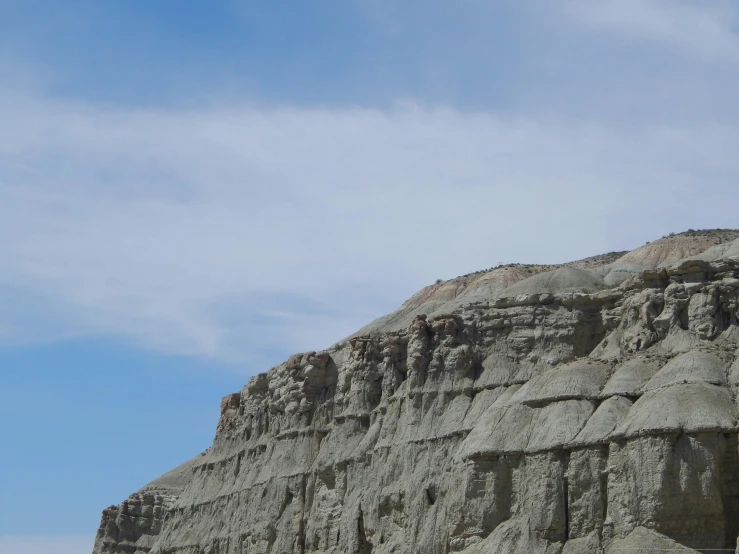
94,230 -> 739,554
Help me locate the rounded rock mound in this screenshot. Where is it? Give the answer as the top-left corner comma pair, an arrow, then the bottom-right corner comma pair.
611,382 -> 735,438
511,360 -> 610,406
642,351 -> 727,391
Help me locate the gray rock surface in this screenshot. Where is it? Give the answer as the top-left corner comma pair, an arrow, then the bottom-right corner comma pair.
93,230 -> 739,553
92,453 -> 208,554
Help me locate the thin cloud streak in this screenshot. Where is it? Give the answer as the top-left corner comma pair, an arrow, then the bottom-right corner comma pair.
567,0 -> 739,63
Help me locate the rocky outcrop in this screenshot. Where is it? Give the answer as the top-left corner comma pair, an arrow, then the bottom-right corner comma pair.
93,453 -> 207,553
351,229 -> 739,337
93,230 -> 739,553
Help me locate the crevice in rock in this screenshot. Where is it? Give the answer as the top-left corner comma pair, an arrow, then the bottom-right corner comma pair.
721,432 -> 739,550
573,310 -> 608,357
600,448 -> 609,533
678,305 -> 690,330
357,508 -> 372,554
426,486 -> 437,506
318,466 -> 336,490
298,475 -> 307,554
234,451 -> 243,478
562,451 -> 570,540
277,488 -> 294,521
563,475 -> 570,540
471,357 -> 484,381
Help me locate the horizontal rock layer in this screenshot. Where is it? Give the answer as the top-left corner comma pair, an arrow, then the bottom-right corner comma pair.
94,231 -> 739,554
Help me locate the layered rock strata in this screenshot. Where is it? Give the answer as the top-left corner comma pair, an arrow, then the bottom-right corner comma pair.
94,231 -> 739,554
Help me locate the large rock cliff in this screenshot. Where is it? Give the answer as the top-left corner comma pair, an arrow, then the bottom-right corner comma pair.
93,230 -> 739,554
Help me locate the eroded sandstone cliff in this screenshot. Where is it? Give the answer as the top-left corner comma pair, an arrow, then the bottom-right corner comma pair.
93,230 -> 739,554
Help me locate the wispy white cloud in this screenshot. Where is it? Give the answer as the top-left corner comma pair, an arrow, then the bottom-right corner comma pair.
0,1 -> 738,368
0,535 -> 93,554
566,0 -> 739,63
1,91 -> 738,366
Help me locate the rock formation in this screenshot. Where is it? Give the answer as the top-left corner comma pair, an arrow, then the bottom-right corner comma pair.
93,229 -> 739,554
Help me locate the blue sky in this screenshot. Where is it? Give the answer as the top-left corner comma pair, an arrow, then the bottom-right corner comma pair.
2,1 -> 739,553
